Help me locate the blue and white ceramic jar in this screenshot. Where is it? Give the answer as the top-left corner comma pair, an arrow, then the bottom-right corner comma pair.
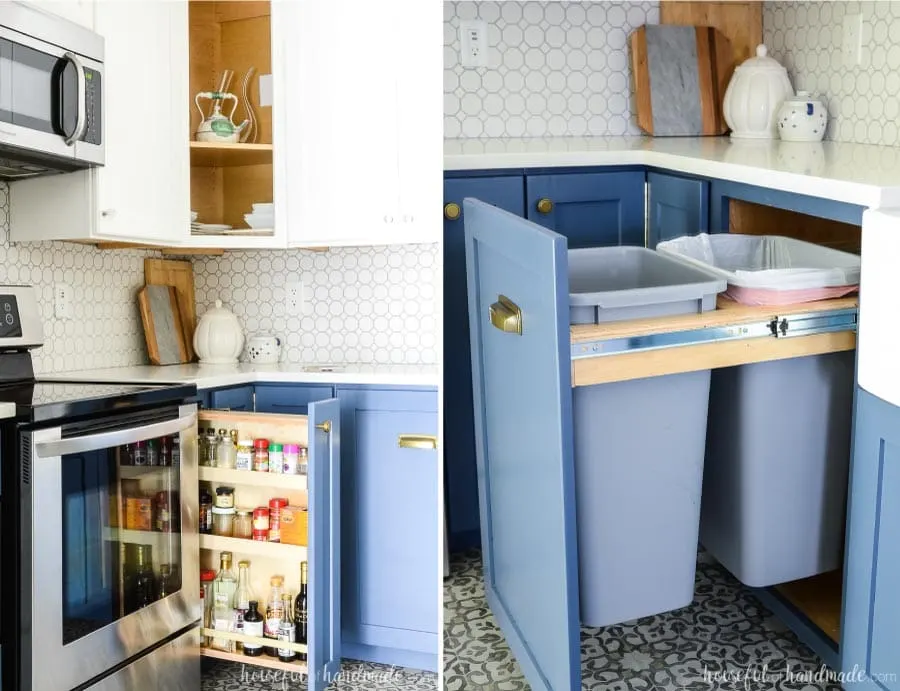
776,91 -> 828,142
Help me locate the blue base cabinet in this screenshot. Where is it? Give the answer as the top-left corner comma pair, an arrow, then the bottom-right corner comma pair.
338,386 -> 439,672
526,171 -> 644,248
647,171 -> 709,247
444,175 -> 525,551
207,385 -> 254,411
842,387 -> 900,689
255,384 -> 334,415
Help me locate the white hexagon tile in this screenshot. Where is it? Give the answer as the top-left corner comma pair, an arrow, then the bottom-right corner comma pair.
0,182 -> 156,374
444,1 -> 660,138
764,1 -> 900,146
193,244 -> 440,366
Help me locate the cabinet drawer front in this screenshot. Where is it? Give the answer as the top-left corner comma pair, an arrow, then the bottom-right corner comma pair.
254,385 -> 335,415
207,385 -> 254,411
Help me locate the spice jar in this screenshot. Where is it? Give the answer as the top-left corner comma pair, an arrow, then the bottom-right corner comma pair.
212,507 -> 235,536
283,444 -> 299,474
268,443 -> 284,474
233,508 -> 253,539
253,439 -> 269,472
217,428 -> 236,469
236,439 -> 253,471
298,447 -> 308,475
206,429 -> 219,467
268,498 -> 288,542
215,486 -> 235,509
154,490 -> 172,532
132,440 -> 148,466
252,507 -> 269,540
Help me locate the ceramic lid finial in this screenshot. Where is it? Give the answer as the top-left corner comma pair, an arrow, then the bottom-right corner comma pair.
757,44 -> 767,57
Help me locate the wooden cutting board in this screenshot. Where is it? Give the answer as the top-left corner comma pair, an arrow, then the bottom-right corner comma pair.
630,24 -> 733,136
138,285 -> 190,365
144,258 -> 196,360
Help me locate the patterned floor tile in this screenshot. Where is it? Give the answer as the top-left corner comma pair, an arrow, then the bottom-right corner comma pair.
201,658 -> 437,690
444,549 -> 843,691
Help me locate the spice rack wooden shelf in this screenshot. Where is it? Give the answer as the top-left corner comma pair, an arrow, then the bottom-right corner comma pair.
200,647 -> 308,674
200,533 -> 307,560
119,466 -> 168,479
199,466 -> 308,490
189,142 -> 273,167
104,528 -> 175,549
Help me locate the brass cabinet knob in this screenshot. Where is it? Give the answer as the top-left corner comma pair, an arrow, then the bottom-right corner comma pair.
444,202 -> 461,220
536,198 -> 554,214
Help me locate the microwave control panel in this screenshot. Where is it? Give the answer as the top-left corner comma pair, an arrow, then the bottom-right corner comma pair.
0,295 -> 21,338
81,67 -> 102,146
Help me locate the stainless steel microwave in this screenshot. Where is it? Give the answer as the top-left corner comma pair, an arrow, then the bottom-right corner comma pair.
0,2 -> 104,179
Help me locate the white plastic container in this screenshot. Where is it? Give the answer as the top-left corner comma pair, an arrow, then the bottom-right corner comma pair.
657,233 -> 860,305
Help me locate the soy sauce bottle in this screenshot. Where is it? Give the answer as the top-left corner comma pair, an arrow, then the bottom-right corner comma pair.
242,601 -> 264,657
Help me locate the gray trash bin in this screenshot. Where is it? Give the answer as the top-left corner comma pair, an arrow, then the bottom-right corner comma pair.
568,247 -> 726,627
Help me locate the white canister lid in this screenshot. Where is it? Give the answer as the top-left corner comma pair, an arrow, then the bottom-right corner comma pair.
735,44 -> 786,71
211,507 -> 235,515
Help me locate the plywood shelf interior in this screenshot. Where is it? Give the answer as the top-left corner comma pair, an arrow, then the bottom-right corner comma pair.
199,533 -> 307,560
201,646 -> 309,673
189,0 -> 273,230
730,199 -> 862,255
775,570 -> 843,643
199,465 -> 308,490
189,142 -> 273,167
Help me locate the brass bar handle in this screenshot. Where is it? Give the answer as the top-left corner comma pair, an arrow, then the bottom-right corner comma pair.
444,202 -> 461,220
536,197 -> 554,214
398,434 -> 438,450
489,295 -> 522,335
316,421 -> 332,433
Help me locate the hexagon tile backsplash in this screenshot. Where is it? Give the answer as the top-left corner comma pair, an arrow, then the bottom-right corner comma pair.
193,244 -> 440,367
444,1 -> 659,138
764,1 -> 900,146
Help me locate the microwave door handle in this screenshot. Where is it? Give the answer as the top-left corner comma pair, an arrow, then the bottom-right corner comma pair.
36,413 -> 196,458
62,51 -> 87,146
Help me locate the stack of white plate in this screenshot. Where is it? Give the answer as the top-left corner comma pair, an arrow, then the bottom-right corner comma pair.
243,202 -> 274,230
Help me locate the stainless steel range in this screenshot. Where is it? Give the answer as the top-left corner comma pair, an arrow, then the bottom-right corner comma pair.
0,286 -> 200,691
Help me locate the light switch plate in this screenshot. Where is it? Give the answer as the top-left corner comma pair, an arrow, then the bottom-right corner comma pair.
258,74 -> 273,107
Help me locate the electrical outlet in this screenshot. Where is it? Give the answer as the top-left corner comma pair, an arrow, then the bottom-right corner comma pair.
459,19 -> 488,68
285,281 -> 304,315
54,283 -> 73,320
258,74 -> 273,107
843,13 -> 863,67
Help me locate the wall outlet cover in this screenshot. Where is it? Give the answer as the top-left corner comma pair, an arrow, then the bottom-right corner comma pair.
259,74 -> 274,107
459,19 -> 488,68
54,283 -> 73,320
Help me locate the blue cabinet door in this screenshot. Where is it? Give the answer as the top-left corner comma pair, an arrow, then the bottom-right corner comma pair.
338,387 -> 439,672
647,172 -> 709,247
526,171 -> 645,248
463,199 -> 580,691
254,384 -> 334,415
207,385 -> 254,411
842,387 -> 900,689
444,175 -> 524,551
308,398 -> 342,691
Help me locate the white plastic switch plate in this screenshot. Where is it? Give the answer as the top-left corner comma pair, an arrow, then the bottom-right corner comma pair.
54,283 -> 72,320
459,19 -> 488,68
258,74 -> 273,107
843,13 -> 863,67
285,281 -> 303,315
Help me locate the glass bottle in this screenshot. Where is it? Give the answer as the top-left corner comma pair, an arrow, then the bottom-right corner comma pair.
147,438 -> 159,466
206,429 -> 219,467
277,592 -> 296,662
198,429 -> 209,467
199,487 -> 213,535
232,560 -> 255,647
264,575 -> 284,656
170,434 -> 181,467
217,428 -> 236,469
200,569 -> 217,648
212,552 -> 237,652
242,600 -> 264,657
131,545 -> 157,612
157,563 -> 173,599
294,561 -> 308,661
132,440 -> 148,467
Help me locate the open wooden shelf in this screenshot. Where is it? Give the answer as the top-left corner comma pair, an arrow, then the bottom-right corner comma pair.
199,466 -> 308,490
190,142 -> 273,167
776,570 -> 843,642
199,533 -> 307,559
201,647 -> 309,673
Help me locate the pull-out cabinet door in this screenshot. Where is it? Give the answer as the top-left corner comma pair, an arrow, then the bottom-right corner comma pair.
463,198 -> 581,691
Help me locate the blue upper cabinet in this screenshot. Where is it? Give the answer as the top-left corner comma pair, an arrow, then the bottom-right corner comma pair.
254,385 -> 335,415
443,175 -> 525,551
338,387 -> 439,672
647,172 -> 709,247
526,171 -> 645,248
842,387 -> 900,690
207,385 -> 254,412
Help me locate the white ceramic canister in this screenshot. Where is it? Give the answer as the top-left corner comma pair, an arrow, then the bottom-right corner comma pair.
723,44 -> 794,140
193,300 -> 244,364
776,91 -> 828,142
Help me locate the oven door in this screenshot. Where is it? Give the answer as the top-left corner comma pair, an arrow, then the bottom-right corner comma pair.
0,23 -> 103,166
22,403 -> 198,691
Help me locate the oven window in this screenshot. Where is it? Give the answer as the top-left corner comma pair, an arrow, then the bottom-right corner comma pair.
61,434 -> 182,645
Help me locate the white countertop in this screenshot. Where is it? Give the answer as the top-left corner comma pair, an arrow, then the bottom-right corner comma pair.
445,136 -> 900,209
0,402 -> 16,419
41,363 -> 439,389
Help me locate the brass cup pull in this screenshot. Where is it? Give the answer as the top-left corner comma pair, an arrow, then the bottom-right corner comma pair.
489,295 -> 522,335
398,434 -> 438,450
444,202 -> 461,220
316,421 -> 332,433
536,197 -> 553,214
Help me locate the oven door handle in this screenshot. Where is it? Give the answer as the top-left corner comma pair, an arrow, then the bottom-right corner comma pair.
36,413 -> 196,458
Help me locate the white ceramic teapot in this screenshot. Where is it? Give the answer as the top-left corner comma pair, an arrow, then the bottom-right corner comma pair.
723,44 -> 794,140
193,300 -> 244,364
776,91 -> 828,142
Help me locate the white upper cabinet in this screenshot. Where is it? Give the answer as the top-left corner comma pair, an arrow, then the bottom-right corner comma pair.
280,0 -> 442,248
10,1 -> 190,245
27,0 -> 95,29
